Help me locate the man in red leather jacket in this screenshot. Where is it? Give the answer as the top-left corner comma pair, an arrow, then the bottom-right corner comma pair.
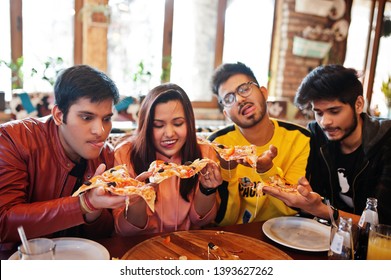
0,65 -> 127,250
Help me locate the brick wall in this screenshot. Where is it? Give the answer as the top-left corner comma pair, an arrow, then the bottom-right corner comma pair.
273,0 -> 351,100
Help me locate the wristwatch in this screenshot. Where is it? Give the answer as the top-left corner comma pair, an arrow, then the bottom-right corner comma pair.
322,197 -> 340,222
329,203 -> 339,221
199,184 -> 217,196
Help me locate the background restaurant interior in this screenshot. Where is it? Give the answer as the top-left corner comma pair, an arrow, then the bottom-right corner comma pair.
1,0 -> 391,136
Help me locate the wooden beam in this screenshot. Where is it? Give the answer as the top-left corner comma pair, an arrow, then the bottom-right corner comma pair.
9,0 -> 23,88
74,0 -> 84,65
268,0 -> 282,95
214,0 -> 227,69
82,0 -> 109,72
10,0 -> 22,62
362,0 -> 375,88
364,0 -> 386,112
162,0 -> 174,83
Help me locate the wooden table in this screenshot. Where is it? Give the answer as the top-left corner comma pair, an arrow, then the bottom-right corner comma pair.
0,221 -> 328,260
121,230 -> 293,260
98,221 -> 327,260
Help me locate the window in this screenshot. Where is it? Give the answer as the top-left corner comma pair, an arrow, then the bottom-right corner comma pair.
373,2 -> 391,117
170,0 -> 219,101
3,0 -> 276,105
22,0 -> 74,93
169,0 -> 275,101
108,0 -> 165,97
223,0 -> 274,88
110,0 -> 275,102
344,0 -> 369,71
345,0 -> 391,117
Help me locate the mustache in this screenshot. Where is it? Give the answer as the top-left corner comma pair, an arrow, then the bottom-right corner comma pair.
322,126 -> 339,131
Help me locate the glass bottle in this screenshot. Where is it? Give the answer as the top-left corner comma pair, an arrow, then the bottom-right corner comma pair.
328,216 -> 354,260
354,197 -> 379,260
358,197 -> 379,228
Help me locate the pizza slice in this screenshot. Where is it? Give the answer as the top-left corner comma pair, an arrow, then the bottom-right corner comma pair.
105,184 -> 156,212
198,138 -> 258,168
72,164 -> 156,211
256,174 -> 298,195
229,145 -> 258,168
72,164 -> 133,197
148,160 -> 181,183
177,158 -> 212,178
148,158 -> 213,183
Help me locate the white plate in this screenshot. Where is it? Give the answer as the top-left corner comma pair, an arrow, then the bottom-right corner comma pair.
262,216 -> 330,252
8,237 -> 110,260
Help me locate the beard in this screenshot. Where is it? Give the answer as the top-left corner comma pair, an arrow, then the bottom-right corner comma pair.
229,101 -> 267,129
328,112 -> 358,142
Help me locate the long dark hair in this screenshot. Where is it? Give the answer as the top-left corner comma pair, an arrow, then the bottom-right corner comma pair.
131,83 -> 201,201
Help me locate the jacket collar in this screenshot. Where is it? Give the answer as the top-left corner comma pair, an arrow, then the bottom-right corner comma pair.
45,116 -> 76,171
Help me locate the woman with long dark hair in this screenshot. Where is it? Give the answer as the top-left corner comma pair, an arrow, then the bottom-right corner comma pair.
114,83 -> 221,235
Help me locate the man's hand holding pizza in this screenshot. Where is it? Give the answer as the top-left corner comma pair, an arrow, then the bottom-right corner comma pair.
261,176 -> 327,219
237,145 -> 278,173
80,164 -> 129,222
73,164 -> 156,224
216,144 -> 278,174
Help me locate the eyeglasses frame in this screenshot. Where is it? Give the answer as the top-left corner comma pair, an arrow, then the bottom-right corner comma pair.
218,81 -> 259,107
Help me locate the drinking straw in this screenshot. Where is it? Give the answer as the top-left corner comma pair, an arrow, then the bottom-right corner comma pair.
17,226 -> 31,254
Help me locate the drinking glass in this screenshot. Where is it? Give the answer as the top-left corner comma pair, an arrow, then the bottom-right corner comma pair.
18,238 -> 56,260
367,224 -> 391,260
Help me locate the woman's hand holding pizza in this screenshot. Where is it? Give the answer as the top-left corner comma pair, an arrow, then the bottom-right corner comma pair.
135,171 -> 158,189
195,161 -> 222,216
199,161 -> 223,191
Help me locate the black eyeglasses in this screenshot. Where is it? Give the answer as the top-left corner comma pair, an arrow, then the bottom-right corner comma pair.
218,81 -> 259,107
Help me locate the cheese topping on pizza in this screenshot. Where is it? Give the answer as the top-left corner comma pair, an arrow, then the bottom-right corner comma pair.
197,138 -> 258,168
148,158 -> 212,183
256,174 -> 298,195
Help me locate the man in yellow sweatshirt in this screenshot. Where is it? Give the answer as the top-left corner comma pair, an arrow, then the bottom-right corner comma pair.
208,62 -> 310,226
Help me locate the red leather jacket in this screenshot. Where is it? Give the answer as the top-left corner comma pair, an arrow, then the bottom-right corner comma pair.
0,117 -> 115,248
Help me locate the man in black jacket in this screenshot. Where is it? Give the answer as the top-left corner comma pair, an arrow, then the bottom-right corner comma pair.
262,64 -> 391,225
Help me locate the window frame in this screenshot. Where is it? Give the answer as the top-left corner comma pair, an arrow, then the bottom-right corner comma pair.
8,0 -> 386,110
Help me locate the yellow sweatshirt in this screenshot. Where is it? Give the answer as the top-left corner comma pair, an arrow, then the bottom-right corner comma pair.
208,119 -> 310,226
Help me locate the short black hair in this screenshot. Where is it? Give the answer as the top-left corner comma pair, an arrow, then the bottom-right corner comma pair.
211,62 -> 259,95
294,64 -> 363,110
54,65 -> 120,122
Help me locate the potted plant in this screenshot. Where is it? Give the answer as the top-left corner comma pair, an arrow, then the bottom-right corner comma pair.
381,75 -> 391,117
0,56 -> 24,90
31,56 -> 65,87
381,75 -> 391,104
